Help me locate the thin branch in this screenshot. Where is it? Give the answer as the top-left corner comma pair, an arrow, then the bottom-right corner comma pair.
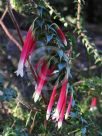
76,0 -> 81,29
7,0 -> 24,46
68,128 -> 80,135
29,111 -> 37,134
0,20 -> 22,51
27,60 -> 38,81
76,0 -> 102,64
0,6 -> 8,21
17,98 -> 39,112
73,80 -> 84,86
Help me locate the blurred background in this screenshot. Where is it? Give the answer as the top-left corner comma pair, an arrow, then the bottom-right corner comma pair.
0,0 -> 102,135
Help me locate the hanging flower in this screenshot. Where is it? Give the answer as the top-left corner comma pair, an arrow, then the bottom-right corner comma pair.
33,62 -> 48,102
65,94 -> 73,120
58,92 -> 67,129
46,84 -> 57,120
16,27 -> 36,77
89,97 -> 97,111
52,79 -> 68,120
55,24 -> 67,46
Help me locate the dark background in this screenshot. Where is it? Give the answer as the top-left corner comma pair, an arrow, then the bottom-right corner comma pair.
49,0 -> 102,24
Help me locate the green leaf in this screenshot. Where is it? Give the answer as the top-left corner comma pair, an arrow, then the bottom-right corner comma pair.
58,63 -> 66,70
67,33 -> 76,46
57,50 -> 64,59
26,111 -> 32,126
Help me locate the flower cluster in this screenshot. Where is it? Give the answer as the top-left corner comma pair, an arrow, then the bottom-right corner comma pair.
45,79 -> 73,129
16,22 -> 71,128
33,74 -> 73,129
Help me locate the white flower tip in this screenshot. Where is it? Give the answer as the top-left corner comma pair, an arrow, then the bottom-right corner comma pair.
46,110 -> 50,120
15,69 -> 24,77
52,109 -> 59,121
15,61 -> 24,77
33,92 -> 40,103
58,120 -> 62,129
65,113 -> 69,120
64,40 -> 67,46
89,107 -> 97,112
52,115 -> 55,120
46,114 -> 50,120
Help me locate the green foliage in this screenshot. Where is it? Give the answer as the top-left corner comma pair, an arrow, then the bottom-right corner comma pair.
10,0 -> 24,12
79,30 -> 102,64
3,126 -> 29,136
0,71 -> 102,136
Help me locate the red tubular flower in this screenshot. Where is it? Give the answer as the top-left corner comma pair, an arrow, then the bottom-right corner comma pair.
90,97 -> 97,111
46,85 -> 57,120
65,94 -> 73,120
55,24 -> 67,46
52,79 -> 68,120
16,27 -> 36,77
58,92 -> 67,129
33,62 -> 48,102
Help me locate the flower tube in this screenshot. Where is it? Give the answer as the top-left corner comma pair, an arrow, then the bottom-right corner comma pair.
46,85 -> 57,120
65,94 -> 73,120
55,24 -> 67,46
16,27 -> 36,77
58,92 -> 67,129
52,79 -> 68,120
33,63 -> 48,102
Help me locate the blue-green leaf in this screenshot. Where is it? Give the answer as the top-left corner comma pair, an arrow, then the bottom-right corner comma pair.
58,63 -> 66,70
81,127 -> 86,135
46,34 -> 53,43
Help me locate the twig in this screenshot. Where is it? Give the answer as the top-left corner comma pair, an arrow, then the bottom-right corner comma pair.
0,6 -> 8,21
0,20 -> 22,51
29,111 -> 37,134
76,0 -> 102,64
7,0 -> 24,46
42,92 -> 49,104
76,0 -> 81,29
73,80 -> 85,86
68,128 -> 80,135
16,98 -> 40,112
0,101 -> 7,114
27,60 -> 38,81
